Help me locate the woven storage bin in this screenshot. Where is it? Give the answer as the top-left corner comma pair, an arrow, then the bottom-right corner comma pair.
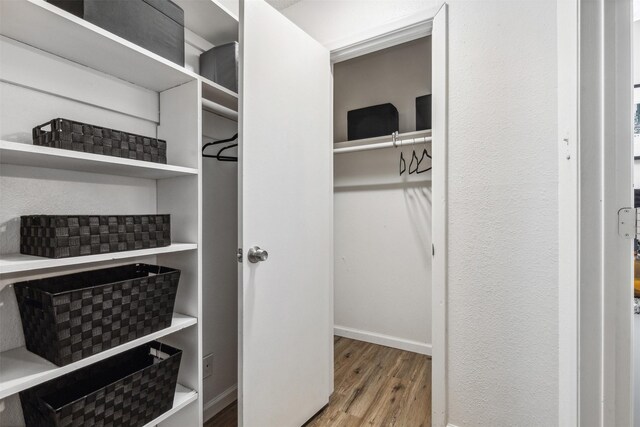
14,264 -> 180,366
20,341 -> 182,427
20,214 -> 171,259
33,118 -> 167,164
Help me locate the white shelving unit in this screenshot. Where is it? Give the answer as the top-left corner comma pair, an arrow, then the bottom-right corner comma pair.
0,243 -> 198,275
0,314 -> 197,400
142,384 -> 199,427
0,141 -> 199,180
0,0 -> 239,425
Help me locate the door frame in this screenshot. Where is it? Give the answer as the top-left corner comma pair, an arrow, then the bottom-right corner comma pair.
328,5 -> 448,426
558,0 -> 634,425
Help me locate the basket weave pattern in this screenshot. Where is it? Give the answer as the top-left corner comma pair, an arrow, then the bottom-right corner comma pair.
20,341 -> 182,427
33,118 -> 167,164
20,214 -> 171,258
14,264 -> 180,366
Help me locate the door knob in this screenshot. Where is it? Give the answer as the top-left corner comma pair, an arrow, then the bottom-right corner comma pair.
248,246 -> 269,263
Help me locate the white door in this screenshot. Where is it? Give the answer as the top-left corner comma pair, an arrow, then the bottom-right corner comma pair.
238,1 -> 333,426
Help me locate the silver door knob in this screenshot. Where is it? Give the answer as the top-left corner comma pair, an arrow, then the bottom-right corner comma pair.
248,246 -> 269,263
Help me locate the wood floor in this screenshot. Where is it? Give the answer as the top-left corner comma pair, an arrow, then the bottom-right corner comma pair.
205,336 -> 432,427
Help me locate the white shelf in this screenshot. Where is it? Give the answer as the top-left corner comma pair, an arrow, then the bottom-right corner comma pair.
0,314 -> 197,399
0,243 -> 198,275
173,0 -> 238,46
143,384 -> 198,427
0,141 -> 198,179
0,0 -> 197,92
202,77 -> 239,111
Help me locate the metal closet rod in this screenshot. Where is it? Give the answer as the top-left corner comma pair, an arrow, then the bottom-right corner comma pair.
333,134 -> 432,154
202,98 -> 238,122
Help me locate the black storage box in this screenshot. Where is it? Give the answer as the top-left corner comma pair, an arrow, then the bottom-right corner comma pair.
199,42 -> 239,92
33,118 -> 168,164
20,341 -> 182,427
416,94 -> 432,131
47,0 -> 185,66
14,263 -> 181,366
347,103 -> 399,141
20,214 -> 171,259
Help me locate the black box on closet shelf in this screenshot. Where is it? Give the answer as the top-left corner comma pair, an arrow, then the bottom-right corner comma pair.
14,263 -> 181,366
46,0 -> 185,66
416,94 -> 432,131
20,341 -> 182,427
347,103 -> 399,140
20,214 -> 171,259
199,41 -> 239,92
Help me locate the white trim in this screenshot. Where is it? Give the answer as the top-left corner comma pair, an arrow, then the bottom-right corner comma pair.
330,17 -> 433,64
334,326 -> 432,356
556,0 -> 579,424
446,424 -> 461,427
431,4 -> 449,427
203,384 -> 237,422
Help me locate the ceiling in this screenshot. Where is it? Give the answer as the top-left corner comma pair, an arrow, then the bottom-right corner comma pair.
266,0 -> 304,11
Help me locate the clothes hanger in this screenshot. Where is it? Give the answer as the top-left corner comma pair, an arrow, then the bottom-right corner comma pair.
203,133 -> 238,161
408,148 -> 419,174
215,143 -> 238,162
399,151 -> 406,175
416,147 -> 432,174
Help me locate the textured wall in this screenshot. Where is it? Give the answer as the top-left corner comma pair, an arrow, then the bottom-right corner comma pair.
445,1 -> 559,425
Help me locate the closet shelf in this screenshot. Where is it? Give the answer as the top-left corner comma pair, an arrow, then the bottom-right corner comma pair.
0,0 -> 200,92
0,313 -> 197,399
142,384 -> 198,427
0,243 -> 198,275
172,0 -> 238,47
202,78 -> 239,112
0,141 -> 198,179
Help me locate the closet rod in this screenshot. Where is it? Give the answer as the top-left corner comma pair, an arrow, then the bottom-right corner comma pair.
333,136 -> 432,154
202,98 -> 238,122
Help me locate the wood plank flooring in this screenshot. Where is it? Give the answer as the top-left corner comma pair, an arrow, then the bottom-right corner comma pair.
204,336 -> 431,427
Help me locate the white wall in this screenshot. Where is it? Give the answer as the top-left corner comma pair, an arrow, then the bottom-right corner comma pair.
444,1 -> 559,425
333,38 -> 432,353
281,0 -> 439,50
283,0 -> 559,425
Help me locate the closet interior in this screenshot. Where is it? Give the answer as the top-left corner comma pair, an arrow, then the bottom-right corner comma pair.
333,37 -> 432,356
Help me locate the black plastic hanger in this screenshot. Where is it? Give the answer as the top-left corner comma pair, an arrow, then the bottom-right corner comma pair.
202,133 -> 238,161
416,147 -> 432,174
399,151 -> 406,175
215,143 -> 238,162
408,149 -> 419,174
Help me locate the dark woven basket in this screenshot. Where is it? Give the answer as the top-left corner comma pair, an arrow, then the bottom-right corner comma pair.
14,264 -> 180,366
20,214 -> 171,259
20,341 -> 182,427
33,118 -> 167,164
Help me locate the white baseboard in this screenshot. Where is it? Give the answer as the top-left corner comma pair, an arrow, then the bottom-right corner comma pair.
334,325 -> 432,356
203,384 -> 237,422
